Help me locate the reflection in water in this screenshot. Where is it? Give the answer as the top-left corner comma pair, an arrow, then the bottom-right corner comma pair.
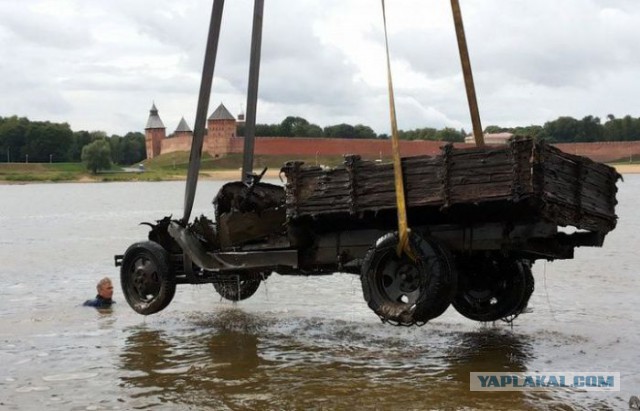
445,328 -> 535,410
119,310 -> 549,410
119,309 -> 265,410
448,328 -> 533,375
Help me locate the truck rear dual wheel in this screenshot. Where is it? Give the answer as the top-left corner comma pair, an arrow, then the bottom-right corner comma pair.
361,232 -> 457,326
212,272 -> 264,301
501,263 -> 535,323
452,256 -> 531,322
120,241 -> 176,315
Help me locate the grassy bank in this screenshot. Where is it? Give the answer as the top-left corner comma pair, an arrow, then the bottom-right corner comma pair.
0,163 -> 87,182
0,152 -> 353,183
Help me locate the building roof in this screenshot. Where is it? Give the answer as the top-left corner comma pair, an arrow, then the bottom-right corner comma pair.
145,103 -> 165,129
464,132 -> 513,144
175,117 -> 192,133
208,103 -> 235,121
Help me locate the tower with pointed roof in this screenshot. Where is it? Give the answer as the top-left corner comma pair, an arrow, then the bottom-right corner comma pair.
206,103 -> 237,156
145,103 -> 166,159
174,116 -> 193,139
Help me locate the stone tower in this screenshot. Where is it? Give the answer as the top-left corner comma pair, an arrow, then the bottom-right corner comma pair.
174,116 -> 193,139
145,103 -> 166,159
206,103 -> 236,157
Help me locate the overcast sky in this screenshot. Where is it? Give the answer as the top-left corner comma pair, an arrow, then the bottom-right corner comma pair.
1,0 -> 639,136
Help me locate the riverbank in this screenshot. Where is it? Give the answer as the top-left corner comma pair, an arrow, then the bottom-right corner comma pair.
610,163 -> 640,174
1,161 -> 639,184
0,158 -> 286,184
0,167 -> 284,184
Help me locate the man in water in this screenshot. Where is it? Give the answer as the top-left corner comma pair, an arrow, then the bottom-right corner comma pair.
83,277 -> 115,308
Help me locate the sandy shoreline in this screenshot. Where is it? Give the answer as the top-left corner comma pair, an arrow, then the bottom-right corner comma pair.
610,163 -> 640,174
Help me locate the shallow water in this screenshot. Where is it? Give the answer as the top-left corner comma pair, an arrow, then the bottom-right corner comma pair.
0,177 -> 638,410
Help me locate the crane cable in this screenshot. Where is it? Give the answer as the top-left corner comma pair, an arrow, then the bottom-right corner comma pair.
381,0 -> 414,259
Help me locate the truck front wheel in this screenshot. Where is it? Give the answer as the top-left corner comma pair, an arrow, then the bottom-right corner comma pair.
120,241 -> 176,315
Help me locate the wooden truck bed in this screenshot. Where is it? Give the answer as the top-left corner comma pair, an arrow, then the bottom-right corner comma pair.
281,138 -> 620,234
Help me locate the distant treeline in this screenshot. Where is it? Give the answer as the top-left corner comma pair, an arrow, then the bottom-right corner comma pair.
485,115 -> 640,143
3,113 -> 640,164
238,116 -> 468,142
0,116 -> 145,164
239,114 -> 640,143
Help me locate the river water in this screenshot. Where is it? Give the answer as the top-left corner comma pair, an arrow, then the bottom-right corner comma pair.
0,177 -> 638,410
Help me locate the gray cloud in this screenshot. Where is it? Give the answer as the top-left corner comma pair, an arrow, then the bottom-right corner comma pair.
1,0 -> 640,135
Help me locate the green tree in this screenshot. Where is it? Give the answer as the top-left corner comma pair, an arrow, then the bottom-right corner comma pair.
81,139 -> 112,174
276,116 -> 324,137
512,125 -> 546,140
109,134 -> 122,164
543,116 -> 581,143
68,131 -> 94,161
0,116 -> 29,162
436,127 -> 465,142
399,127 -> 435,140
303,123 -> 323,137
117,132 -> 146,165
484,125 -> 508,134
603,115 -> 640,141
354,124 -> 377,139
577,116 -> 604,142
248,123 -> 279,137
279,116 -> 304,137
21,121 -> 74,162
324,123 -> 357,138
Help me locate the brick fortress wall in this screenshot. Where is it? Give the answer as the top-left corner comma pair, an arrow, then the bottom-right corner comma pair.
148,105 -> 640,164
227,137 -> 466,158
227,136 -> 640,163
553,141 -> 640,163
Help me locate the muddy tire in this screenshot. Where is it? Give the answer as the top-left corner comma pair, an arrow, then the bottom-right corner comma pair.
120,241 -> 176,315
502,262 -> 535,322
452,256 -> 527,322
361,232 -> 456,325
213,273 -> 262,301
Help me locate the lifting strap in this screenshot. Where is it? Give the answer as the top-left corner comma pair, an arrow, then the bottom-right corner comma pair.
381,0 -> 414,258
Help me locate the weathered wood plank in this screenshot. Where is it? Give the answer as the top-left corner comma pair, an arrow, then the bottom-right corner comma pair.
282,138 -> 619,233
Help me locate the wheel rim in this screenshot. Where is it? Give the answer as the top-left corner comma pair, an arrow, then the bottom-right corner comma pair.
464,275 -> 508,310
453,257 -> 525,322
376,253 -> 421,306
129,255 -> 162,303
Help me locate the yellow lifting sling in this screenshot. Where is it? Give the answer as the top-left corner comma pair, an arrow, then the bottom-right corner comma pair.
381,0 -> 413,258
381,0 -> 484,258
